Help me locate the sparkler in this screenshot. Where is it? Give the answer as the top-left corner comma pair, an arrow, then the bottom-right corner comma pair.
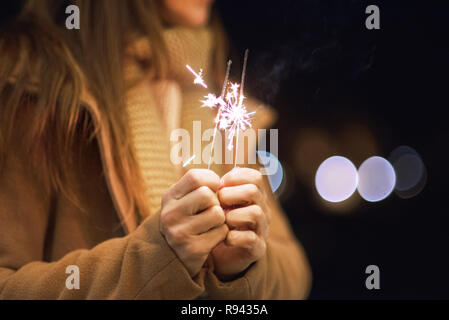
186,50 -> 254,168
186,65 -> 207,88
229,49 -> 253,168
204,60 -> 232,169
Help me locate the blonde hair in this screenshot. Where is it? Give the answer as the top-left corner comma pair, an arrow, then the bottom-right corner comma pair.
0,0 -> 228,220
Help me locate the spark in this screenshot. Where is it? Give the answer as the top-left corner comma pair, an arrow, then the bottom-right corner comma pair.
186,65 -> 207,88
221,103 -> 255,150
186,50 -> 254,167
182,154 -> 196,168
201,93 -> 225,109
200,82 -> 254,150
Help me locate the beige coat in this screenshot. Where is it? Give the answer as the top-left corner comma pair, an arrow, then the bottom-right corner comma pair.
0,27 -> 311,300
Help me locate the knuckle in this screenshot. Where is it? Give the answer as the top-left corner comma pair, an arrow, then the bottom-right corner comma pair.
252,170 -> 263,186
248,231 -> 258,244
198,186 -> 215,202
220,224 -> 230,238
208,170 -> 220,182
197,185 -> 210,196
186,169 -> 202,189
250,239 -> 266,260
169,227 -> 187,245
251,205 -> 263,220
222,223 -> 230,233
226,230 -> 237,244
243,233 -> 259,253
224,210 -> 232,224
247,184 -> 259,200
160,210 -> 172,227
217,188 -> 225,201
212,205 -> 225,224
227,170 -> 238,182
160,205 -> 179,226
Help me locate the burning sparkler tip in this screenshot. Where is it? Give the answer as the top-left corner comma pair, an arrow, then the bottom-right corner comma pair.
187,53 -> 255,167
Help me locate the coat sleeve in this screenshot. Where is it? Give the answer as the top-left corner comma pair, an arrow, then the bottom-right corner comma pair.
0,144 -> 206,300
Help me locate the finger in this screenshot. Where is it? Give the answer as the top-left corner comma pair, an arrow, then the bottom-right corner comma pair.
226,205 -> 267,236
196,224 -> 229,251
170,169 -> 220,200
225,230 -> 266,258
220,167 -> 264,190
180,186 -> 220,215
188,205 -> 225,234
218,184 -> 262,208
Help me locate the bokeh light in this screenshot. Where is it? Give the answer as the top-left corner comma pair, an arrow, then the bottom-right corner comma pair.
357,156 -> 396,202
315,156 -> 358,203
389,146 -> 427,199
257,150 -> 283,193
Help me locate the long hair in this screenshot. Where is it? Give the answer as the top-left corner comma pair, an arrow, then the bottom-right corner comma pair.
0,0 -> 228,220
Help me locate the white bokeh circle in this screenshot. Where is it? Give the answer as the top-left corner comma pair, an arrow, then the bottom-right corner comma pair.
315,156 -> 358,203
357,156 -> 396,202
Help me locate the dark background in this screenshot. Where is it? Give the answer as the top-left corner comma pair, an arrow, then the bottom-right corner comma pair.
1,0 -> 449,299
218,0 -> 449,299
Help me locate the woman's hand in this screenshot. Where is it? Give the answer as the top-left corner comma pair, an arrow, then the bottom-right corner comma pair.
211,168 -> 272,281
160,169 -> 229,277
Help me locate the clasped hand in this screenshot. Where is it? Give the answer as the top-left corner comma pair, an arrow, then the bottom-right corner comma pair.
160,168 -> 271,281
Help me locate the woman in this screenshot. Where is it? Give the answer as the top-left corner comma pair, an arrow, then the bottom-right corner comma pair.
0,0 -> 311,299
